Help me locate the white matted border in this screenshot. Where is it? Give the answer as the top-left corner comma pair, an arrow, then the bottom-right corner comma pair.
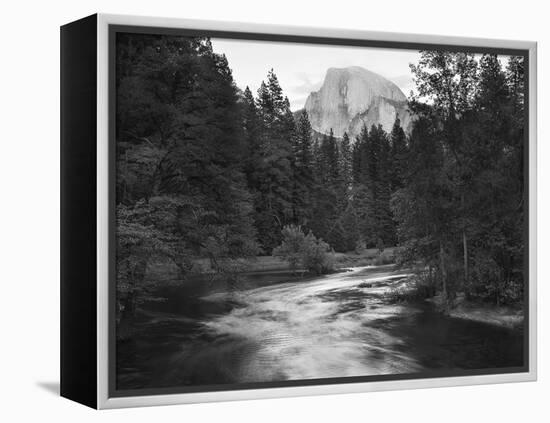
96,13 -> 537,409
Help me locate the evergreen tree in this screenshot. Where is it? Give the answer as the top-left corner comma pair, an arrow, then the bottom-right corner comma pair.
242,86 -> 261,189
351,129 -> 365,185
292,111 -> 315,227
409,51 -> 479,303
393,50 -> 526,306
348,126 -> 377,247
465,54 -> 523,303
339,132 -> 353,192
310,129 -> 341,249
375,125 -> 395,246
506,55 -> 525,118
391,112 -> 454,305
115,34 -> 260,323
253,70 -> 295,252
319,129 -> 339,184
389,117 -> 408,190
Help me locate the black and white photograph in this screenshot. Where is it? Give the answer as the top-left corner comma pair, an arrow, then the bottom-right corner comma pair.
3,0 -> 549,419
113,30 -> 528,394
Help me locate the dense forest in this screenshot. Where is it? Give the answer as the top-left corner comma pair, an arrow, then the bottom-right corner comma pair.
115,33 -> 525,326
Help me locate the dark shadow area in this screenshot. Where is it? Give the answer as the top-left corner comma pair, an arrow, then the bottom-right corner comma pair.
36,381 -> 60,396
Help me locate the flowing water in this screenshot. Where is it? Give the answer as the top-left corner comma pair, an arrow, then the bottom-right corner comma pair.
117,265 -> 524,390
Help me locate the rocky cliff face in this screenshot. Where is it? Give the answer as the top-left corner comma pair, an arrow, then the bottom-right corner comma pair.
304,66 -> 412,139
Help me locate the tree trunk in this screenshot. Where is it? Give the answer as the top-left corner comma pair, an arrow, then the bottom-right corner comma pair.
439,241 -> 449,314
176,264 -> 186,281
461,192 -> 469,295
428,264 -> 435,297
463,229 -> 469,294
117,259 -> 147,340
122,259 -> 147,320
121,291 -> 137,321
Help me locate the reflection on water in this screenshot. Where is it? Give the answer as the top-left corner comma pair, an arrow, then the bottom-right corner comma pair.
116,265 -> 523,390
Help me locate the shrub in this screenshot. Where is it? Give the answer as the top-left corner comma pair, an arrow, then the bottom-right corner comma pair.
373,251 -> 395,266
469,251 -> 523,305
354,239 -> 367,255
272,225 -> 306,272
302,232 -> 335,275
385,272 -> 437,303
376,237 -> 385,253
273,225 -> 335,275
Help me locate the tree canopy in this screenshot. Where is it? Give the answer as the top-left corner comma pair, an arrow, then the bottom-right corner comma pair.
115,32 -> 526,324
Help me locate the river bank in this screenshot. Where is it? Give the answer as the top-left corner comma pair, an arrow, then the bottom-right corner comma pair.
385,277 -> 525,329
117,264 -> 524,390
424,294 -> 524,329
148,248 -> 395,274
145,253 -> 524,331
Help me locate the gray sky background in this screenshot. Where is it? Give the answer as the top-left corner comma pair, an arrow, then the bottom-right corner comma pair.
212,38 -> 513,111
212,38 -> 422,111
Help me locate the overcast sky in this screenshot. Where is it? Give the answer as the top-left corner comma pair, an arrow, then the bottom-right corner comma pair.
212,38 -> 422,111
211,39 -> 513,112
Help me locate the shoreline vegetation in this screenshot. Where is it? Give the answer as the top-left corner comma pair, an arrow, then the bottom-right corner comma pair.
141,245 -> 522,330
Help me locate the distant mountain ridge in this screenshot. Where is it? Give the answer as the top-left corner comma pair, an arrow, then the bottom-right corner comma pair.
303,66 -> 413,140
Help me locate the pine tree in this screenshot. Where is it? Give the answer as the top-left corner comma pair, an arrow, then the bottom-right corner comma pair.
506,55 -> 525,117
349,125 -> 377,246
316,129 -> 337,183
391,112 -> 452,298
363,125 -> 392,247
365,125 -> 380,185
389,117 -> 408,190
409,51 -> 479,304
253,70 -> 295,252
339,132 -> 353,192
242,86 -> 261,189
115,34 -> 260,321
352,126 -> 368,184
267,69 -> 285,114
467,54 -> 523,303
292,111 -> 315,227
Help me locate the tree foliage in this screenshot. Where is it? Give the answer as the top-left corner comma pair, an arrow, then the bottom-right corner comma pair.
392,52 -> 526,306
116,32 -> 526,321
115,34 -> 260,322
273,225 -> 335,275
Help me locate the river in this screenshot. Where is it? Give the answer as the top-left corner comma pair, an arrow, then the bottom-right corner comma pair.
116,264 -> 524,390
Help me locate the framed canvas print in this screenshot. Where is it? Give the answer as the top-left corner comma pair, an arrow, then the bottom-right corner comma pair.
60,14 -> 537,409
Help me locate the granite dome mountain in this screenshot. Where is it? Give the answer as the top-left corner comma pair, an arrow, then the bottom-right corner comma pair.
304,66 -> 413,140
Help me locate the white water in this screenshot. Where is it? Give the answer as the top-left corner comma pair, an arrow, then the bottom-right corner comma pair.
201,266 -> 422,382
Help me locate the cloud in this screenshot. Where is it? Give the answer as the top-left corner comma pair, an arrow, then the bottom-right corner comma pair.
290,95 -> 310,111
287,72 -> 323,110
389,74 -> 417,98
